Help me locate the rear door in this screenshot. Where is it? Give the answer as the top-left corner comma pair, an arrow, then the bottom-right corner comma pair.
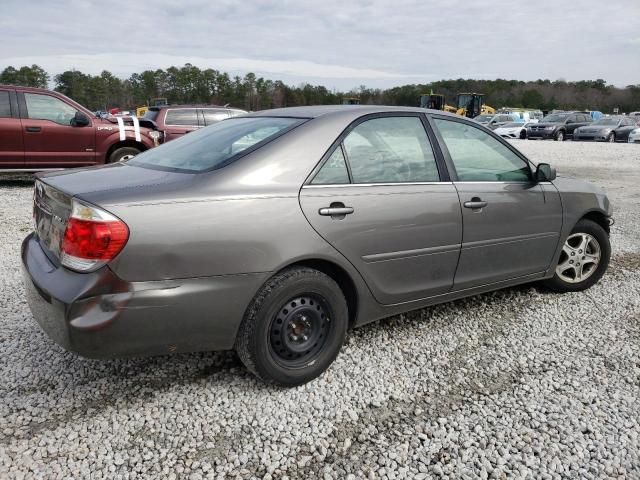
0,88 -> 24,168
431,115 -> 562,290
299,114 -> 462,305
20,91 -> 96,167
162,108 -> 199,141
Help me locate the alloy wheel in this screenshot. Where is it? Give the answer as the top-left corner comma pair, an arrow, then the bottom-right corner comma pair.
556,233 -> 601,284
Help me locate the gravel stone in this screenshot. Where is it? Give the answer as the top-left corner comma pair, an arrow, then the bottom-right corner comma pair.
1,141 -> 639,478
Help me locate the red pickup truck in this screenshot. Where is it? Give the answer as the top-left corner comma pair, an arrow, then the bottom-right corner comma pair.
0,85 -> 161,172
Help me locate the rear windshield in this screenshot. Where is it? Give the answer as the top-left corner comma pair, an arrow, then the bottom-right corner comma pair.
143,109 -> 161,122
128,117 -> 305,173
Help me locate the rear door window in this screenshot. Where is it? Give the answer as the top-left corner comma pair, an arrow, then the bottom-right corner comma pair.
342,116 -> 440,183
0,91 -> 11,117
165,109 -> 198,126
312,147 -> 350,185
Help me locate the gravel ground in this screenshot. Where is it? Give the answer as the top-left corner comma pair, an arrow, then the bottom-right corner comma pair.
1,141 -> 639,479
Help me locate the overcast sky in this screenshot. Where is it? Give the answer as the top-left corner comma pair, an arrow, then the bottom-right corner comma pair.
1,0 -> 638,89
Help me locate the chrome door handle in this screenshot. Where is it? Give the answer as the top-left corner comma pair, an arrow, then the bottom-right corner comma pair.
319,207 -> 354,216
463,198 -> 488,209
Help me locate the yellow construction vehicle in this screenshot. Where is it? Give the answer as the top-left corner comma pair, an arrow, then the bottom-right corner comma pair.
419,92 -> 457,113
455,93 -> 495,118
136,97 -> 169,118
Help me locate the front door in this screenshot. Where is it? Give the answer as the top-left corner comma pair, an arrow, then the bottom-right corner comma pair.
299,114 -> 462,305
0,89 -> 24,167
20,92 -> 96,167
431,116 -> 562,290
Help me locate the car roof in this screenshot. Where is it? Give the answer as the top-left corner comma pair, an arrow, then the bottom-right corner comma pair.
249,104 -> 454,119
149,104 -> 246,111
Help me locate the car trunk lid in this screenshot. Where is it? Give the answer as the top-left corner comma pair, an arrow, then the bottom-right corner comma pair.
36,162 -> 198,207
33,180 -> 73,262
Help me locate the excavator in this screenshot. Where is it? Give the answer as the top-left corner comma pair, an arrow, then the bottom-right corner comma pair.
455,93 -> 495,118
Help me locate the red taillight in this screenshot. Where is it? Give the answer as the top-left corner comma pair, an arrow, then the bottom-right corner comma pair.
62,218 -> 129,260
60,199 -> 129,272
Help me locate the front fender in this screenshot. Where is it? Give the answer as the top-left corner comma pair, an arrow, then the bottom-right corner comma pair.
545,177 -> 612,276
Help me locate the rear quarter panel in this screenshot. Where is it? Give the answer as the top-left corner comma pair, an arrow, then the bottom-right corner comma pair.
106,195 -> 367,284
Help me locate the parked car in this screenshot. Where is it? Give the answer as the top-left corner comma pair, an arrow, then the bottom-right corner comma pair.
497,109 -> 542,123
573,116 -> 639,142
527,112 -> 593,141
628,127 -> 640,144
142,104 -> 247,143
22,106 -> 612,386
0,85 -> 161,171
473,113 -> 516,130
494,122 -> 529,139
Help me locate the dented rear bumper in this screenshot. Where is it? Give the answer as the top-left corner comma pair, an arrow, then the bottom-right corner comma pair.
21,233 -> 269,358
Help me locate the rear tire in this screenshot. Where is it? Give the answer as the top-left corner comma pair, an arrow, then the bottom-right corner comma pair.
235,267 -> 348,387
542,219 -> 610,292
108,146 -> 141,163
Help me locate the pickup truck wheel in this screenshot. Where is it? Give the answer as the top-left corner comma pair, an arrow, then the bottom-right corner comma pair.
542,219 -> 610,292
555,130 -> 564,141
108,146 -> 141,163
235,267 -> 348,387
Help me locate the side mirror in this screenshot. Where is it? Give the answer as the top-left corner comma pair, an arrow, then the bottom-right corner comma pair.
536,163 -> 556,182
71,111 -> 90,127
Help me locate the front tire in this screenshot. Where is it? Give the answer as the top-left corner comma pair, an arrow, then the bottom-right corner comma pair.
542,219 -> 610,292
607,132 -> 615,143
555,130 -> 565,141
520,129 -> 527,139
108,146 -> 141,163
235,267 -> 348,386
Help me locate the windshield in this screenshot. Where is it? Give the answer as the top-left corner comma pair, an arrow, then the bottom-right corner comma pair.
474,115 -> 493,122
542,114 -> 569,123
593,118 -> 619,126
129,117 -> 305,173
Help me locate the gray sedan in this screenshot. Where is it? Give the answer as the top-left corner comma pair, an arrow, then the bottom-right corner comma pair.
573,116 -> 639,142
22,106 -> 612,386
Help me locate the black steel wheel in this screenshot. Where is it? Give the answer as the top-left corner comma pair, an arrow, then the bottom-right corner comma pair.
268,294 -> 334,368
235,267 -> 348,386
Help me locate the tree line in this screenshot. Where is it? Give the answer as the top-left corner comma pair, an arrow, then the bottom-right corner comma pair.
1,63 -> 639,113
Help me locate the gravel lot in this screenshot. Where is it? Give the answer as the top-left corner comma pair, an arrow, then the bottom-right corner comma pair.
1,141 -> 639,479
